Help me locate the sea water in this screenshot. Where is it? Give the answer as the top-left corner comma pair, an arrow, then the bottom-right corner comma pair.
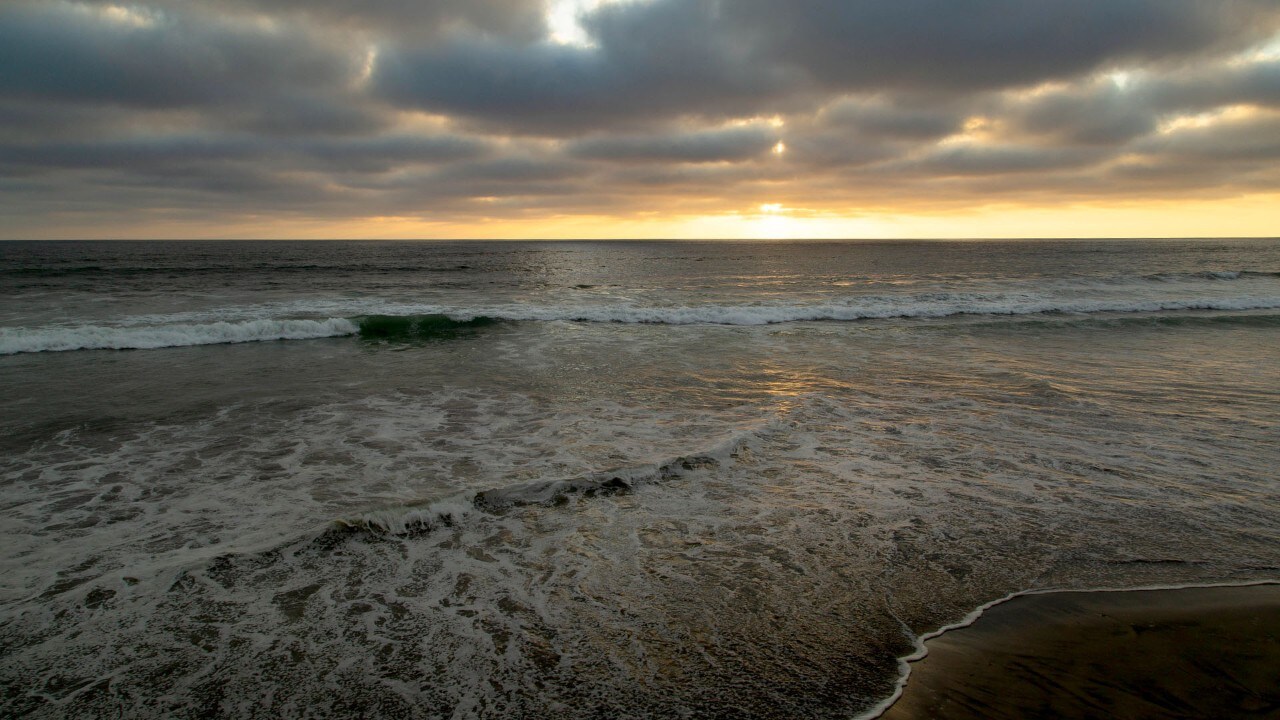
1,239 -> 1278,718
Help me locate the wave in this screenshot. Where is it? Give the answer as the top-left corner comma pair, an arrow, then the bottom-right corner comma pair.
0,314 -> 504,354
1141,270 -> 1280,282
357,314 -> 498,341
468,296 -> 1280,325
0,318 -> 358,355
4,296 -> 1280,354
969,311 -> 1280,331
4,263 -> 477,277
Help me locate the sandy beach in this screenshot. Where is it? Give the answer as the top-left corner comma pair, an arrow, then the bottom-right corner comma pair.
881,583 -> 1280,719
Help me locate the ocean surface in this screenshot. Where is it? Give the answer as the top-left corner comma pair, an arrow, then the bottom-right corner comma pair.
2,238 -> 1278,718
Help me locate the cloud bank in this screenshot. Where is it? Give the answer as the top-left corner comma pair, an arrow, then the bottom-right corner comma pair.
2,0 -> 1278,236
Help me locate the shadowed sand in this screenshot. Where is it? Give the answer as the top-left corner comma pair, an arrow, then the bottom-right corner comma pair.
880,583 -> 1280,720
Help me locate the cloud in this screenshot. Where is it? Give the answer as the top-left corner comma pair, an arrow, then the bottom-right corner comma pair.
212,0 -> 548,41
818,98 -> 965,140
567,126 -> 780,163
2,0 -> 1280,235
0,2 -> 358,108
374,0 -> 1280,132
1136,111 -> 1280,160
372,0 -> 807,133
994,59 -> 1280,147
907,144 -> 1111,176
726,0 -> 1280,91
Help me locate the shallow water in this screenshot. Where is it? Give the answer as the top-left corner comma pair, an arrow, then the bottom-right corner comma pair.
2,239 -> 1278,717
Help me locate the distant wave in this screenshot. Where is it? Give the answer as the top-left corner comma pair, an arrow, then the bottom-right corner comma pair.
970,311 -> 1280,330
4,263 -> 478,277
0,318 -> 357,354
1141,270 -> 1280,282
4,296 -> 1280,354
460,296 -> 1280,326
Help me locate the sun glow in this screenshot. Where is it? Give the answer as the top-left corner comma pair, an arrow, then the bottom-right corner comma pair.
1108,70 -> 1133,89
547,1 -> 591,46
546,0 -> 630,46
753,213 -> 801,239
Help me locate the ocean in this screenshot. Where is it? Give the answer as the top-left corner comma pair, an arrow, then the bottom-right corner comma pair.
2,238 -> 1278,718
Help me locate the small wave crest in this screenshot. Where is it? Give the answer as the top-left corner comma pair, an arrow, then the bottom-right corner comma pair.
0,318 -> 358,355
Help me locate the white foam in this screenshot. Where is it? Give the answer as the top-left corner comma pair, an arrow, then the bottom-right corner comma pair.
0,317 -> 358,354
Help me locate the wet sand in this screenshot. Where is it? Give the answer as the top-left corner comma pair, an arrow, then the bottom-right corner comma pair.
880,583 -> 1280,720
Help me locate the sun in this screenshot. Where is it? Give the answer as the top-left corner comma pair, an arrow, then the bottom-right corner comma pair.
752,204 -> 801,239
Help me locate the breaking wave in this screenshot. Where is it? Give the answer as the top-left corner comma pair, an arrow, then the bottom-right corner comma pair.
4,294 -> 1280,354
357,314 -> 498,341
0,318 -> 358,354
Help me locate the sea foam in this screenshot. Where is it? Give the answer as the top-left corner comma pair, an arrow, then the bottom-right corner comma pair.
0,318 -> 357,355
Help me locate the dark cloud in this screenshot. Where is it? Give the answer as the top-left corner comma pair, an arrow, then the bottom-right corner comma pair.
1005,83 -> 1159,146
1,133 -> 487,171
215,0 -> 547,41
725,0 -> 1279,92
906,144 -> 1111,176
997,59 -> 1280,147
63,0 -> 548,42
819,98 -> 964,140
301,136 -> 492,176
0,136 -> 262,174
0,99 -> 161,142
433,156 -> 585,184
0,2 -> 357,108
220,94 -> 390,137
567,126 -> 779,163
1134,113 -> 1280,160
373,1 -> 799,133
0,0 -> 396,143
373,0 -> 1280,131
1143,59 -> 1280,110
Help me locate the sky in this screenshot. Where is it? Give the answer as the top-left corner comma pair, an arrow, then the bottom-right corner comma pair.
2,0 -> 1279,239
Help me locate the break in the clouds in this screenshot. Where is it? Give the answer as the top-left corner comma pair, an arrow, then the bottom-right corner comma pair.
2,0 -> 1279,236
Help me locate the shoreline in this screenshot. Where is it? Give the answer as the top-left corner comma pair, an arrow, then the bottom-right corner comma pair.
858,579 -> 1280,720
